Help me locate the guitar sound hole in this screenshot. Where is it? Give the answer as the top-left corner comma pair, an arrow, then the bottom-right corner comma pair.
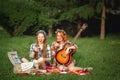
61,54 -> 66,58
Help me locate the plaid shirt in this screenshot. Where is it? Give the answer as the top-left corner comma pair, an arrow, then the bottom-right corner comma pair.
30,43 -> 51,59
51,41 -> 77,54
51,41 -> 64,54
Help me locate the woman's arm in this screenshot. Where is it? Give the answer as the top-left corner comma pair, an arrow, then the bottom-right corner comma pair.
65,43 -> 77,54
29,43 -> 39,59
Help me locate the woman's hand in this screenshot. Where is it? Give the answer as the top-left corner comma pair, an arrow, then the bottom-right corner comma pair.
34,46 -> 41,52
54,42 -> 60,48
65,46 -> 76,54
38,57 -> 44,62
33,57 -> 43,64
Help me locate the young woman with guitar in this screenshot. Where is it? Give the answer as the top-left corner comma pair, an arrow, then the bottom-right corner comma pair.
51,24 -> 87,72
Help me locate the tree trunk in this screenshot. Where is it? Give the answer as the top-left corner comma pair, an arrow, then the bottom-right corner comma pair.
100,0 -> 106,40
48,24 -> 52,37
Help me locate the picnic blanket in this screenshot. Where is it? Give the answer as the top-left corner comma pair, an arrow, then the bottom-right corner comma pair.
8,51 -> 92,75
18,64 -> 91,75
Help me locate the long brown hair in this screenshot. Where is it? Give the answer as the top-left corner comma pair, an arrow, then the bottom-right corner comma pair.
35,30 -> 47,59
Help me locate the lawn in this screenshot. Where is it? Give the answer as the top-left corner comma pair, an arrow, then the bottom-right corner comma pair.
0,30 -> 120,80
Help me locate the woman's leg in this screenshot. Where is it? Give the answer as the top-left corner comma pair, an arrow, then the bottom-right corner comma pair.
21,57 -> 29,63
57,64 -> 64,71
68,62 -> 83,71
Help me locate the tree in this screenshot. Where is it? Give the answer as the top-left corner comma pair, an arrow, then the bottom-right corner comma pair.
1,0 -> 119,37
59,0 -> 94,37
34,0 -> 63,37
90,0 -> 120,39
0,0 -> 37,36
100,0 -> 106,39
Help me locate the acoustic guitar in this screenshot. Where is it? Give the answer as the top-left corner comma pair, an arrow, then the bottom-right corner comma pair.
55,23 -> 87,66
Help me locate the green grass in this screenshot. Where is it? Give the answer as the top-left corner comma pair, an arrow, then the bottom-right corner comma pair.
0,30 -> 120,80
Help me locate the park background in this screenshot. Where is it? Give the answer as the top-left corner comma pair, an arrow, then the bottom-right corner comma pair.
0,0 -> 120,80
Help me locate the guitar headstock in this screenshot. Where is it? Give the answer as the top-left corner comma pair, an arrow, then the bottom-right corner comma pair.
72,23 -> 88,42
81,23 -> 88,30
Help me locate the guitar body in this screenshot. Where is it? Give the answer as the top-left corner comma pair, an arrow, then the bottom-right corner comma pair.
55,42 -> 75,66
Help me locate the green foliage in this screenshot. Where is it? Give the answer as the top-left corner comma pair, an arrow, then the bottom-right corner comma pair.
96,2 -> 103,14
106,0 -> 120,15
0,0 -> 37,36
89,0 -> 120,16
0,0 -> 120,37
60,5 -> 94,21
0,28 -> 120,80
37,9 -> 58,26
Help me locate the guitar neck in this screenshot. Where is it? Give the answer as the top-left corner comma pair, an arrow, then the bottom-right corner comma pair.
72,28 -> 83,43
